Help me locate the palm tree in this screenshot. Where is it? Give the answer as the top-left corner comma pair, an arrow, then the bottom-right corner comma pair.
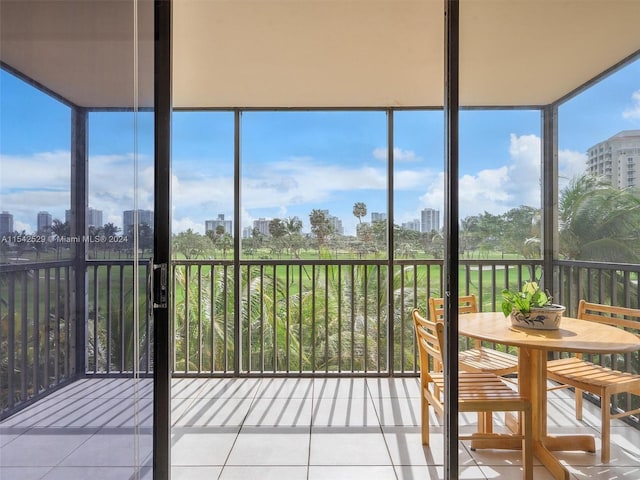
309,209 -> 333,257
101,223 -> 119,258
269,218 -> 287,258
173,264 -> 237,372
353,202 -> 367,224
50,219 -> 70,259
284,216 -> 303,258
559,174 -> 640,262
88,225 -> 103,259
459,216 -> 479,258
559,174 -> 640,305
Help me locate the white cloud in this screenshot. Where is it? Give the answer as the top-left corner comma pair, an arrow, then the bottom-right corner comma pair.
1,151 -> 72,230
504,133 -> 542,208
0,151 -> 71,188
623,90 -> 640,120
419,134 -> 547,220
172,216 -> 204,234
373,147 -> 420,162
558,149 -> 588,188
13,220 -> 31,234
3,132 -> 587,236
394,168 -> 436,190
0,150 -> 155,231
241,157 -> 386,210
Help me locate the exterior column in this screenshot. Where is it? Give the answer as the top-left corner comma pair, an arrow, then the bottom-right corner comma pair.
541,105 -> 558,298
71,107 -> 88,377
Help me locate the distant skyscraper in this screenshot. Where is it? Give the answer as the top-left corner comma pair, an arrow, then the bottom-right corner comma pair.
371,212 -> 387,223
402,219 -> 421,232
123,209 -> 154,235
329,215 -> 343,235
205,214 -> 233,235
318,209 -> 343,235
587,130 -> 640,188
88,208 -> 103,228
65,207 -> 103,227
0,211 -> 14,236
242,226 -> 253,239
253,218 -> 272,237
421,208 -> 440,233
37,211 -> 52,233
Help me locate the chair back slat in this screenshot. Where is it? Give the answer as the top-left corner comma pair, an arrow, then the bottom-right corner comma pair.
429,295 -> 477,320
578,300 -> 640,337
429,295 -> 480,350
413,308 -> 444,370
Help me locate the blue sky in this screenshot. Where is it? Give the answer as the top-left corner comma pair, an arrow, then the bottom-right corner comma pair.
1,58 -> 639,236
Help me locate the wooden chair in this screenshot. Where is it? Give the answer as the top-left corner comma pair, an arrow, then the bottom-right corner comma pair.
429,296 -> 518,376
412,308 -> 533,480
546,300 -> 640,463
429,296 -> 520,433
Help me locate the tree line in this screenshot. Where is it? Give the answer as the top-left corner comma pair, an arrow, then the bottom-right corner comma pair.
3,174 -> 639,264
171,174 -> 640,263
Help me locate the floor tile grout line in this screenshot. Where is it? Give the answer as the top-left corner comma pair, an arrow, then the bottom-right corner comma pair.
307,378 -> 315,480
366,378 -> 401,480
3,377 -> 639,478
217,378 -> 262,480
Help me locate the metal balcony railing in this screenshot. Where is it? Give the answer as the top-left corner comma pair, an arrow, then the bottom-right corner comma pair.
554,260 -> 640,421
170,258 -> 542,376
2,257 -> 638,429
0,261 -> 75,415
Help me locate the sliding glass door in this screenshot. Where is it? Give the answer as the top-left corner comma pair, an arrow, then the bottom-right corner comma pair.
0,1 -> 156,478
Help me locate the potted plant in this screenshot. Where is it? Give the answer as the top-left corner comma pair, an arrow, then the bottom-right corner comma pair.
501,281 -> 565,330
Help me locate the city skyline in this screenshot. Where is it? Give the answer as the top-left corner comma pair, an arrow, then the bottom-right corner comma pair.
0,204 -> 442,239
2,58 -> 639,236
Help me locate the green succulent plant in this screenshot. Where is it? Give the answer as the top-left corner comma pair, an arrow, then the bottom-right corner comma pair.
501,281 -> 552,317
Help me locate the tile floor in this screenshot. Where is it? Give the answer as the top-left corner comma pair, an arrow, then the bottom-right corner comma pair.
1,377 -> 639,479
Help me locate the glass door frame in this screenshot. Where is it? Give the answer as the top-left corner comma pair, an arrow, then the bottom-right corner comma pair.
153,0 -> 172,478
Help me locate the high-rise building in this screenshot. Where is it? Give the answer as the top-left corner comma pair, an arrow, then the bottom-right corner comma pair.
253,218 -> 272,237
317,209 -> 343,235
88,208 -> 103,228
421,208 -> 440,233
402,219 -> 421,232
329,215 -> 343,235
205,214 -> 233,235
37,211 -> 52,233
0,211 -> 14,236
587,130 -> 640,188
242,226 -> 254,239
65,207 -> 103,227
123,209 -> 154,235
371,212 -> 387,223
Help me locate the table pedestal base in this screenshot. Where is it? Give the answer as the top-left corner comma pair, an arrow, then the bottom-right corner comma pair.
470,433 -> 595,480
543,434 -> 595,453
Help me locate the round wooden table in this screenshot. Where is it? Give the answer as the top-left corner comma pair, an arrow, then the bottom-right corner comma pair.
458,312 -> 640,480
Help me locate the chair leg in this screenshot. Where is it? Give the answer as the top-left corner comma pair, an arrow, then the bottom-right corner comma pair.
522,407 -> 533,480
421,395 -> 430,446
601,392 -> 611,463
575,387 -> 583,421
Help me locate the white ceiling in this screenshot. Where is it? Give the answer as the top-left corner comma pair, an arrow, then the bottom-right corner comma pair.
1,0 -> 639,109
